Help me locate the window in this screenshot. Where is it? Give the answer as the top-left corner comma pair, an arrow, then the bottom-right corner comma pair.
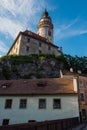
19,99 -> 27,109
2,119 -> 9,126
48,46 -> 51,50
39,42 -> 41,47
86,82 -> 87,88
39,99 -> 46,109
26,46 -> 29,52
79,93 -> 84,101
37,81 -> 47,87
5,99 -> 12,109
28,120 -> 36,123
82,109 -> 87,120
48,30 -> 51,36
39,50 -> 42,54
53,99 -> 61,109
79,80 -> 83,87
27,38 -> 30,42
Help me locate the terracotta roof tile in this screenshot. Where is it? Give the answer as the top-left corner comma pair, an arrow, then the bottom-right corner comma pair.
0,78 -> 77,95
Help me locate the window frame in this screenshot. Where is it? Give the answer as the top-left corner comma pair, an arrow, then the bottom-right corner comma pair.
79,93 -> 84,101
39,50 -> 42,54
53,99 -> 61,109
26,46 -> 29,52
39,42 -> 41,47
19,99 -> 27,109
48,46 -> 51,50
48,29 -> 51,36
27,38 -> 30,42
2,119 -> 9,126
5,99 -> 12,109
39,99 -> 46,109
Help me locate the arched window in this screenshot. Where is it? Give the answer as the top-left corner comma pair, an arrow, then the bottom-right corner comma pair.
48,29 -> 51,36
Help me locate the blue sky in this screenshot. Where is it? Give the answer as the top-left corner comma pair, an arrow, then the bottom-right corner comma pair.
0,0 -> 87,57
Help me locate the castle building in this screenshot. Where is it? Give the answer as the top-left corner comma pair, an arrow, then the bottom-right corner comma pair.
7,9 -> 62,56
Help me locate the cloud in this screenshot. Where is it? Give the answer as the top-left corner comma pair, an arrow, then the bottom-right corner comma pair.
0,0 -> 46,21
0,17 -> 24,39
0,41 -> 9,54
55,18 -> 87,40
0,0 -> 46,40
0,0 -> 47,56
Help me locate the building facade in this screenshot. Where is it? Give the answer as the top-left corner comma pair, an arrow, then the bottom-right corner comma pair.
60,70 -> 87,122
7,9 -> 62,56
79,75 -> 87,122
0,78 -> 79,126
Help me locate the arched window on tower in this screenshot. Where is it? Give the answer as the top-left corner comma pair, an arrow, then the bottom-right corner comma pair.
48,29 -> 51,36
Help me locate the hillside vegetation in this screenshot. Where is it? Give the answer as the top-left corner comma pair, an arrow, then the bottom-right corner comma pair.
0,54 -> 87,80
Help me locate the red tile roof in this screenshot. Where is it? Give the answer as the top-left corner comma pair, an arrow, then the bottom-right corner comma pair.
22,30 -> 58,48
0,78 -> 77,96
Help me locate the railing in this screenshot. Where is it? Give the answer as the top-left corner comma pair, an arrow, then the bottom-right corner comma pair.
0,117 -> 79,130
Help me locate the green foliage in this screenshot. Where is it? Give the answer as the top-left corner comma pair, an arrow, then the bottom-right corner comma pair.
1,54 -> 87,78
64,54 -> 87,74
0,54 -> 58,65
2,66 -> 10,79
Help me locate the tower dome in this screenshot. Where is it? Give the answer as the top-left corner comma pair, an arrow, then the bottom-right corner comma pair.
38,9 -> 54,43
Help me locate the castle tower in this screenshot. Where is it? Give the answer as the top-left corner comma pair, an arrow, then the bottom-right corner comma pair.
38,9 -> 53,43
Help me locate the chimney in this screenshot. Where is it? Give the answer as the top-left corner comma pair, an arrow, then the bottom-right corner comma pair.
60,70 -> 63,78
73,77 -> 78,92
70,68 -> 73,72
77,70 -> 82,74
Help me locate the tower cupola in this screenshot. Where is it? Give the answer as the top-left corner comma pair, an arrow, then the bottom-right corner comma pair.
38,9 -> 54,43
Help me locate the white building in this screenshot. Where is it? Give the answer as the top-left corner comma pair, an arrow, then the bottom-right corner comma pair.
0,77 -> 79,126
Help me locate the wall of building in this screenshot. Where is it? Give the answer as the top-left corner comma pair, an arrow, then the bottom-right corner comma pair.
0,95 -> 79,126
20,35 -> 60,55
79,76 -> 87,121
8,34 -> 61,56
8,35 -> 22,55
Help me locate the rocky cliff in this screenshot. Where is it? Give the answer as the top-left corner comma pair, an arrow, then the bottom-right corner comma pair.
0,55 -> 63,80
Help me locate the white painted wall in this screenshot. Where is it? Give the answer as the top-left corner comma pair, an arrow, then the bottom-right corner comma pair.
0,95 -> 79,126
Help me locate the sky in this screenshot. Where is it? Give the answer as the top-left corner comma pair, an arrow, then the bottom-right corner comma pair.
0,0 -> 87,57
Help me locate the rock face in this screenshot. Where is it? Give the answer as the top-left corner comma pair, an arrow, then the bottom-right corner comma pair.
0,55 -> 61,80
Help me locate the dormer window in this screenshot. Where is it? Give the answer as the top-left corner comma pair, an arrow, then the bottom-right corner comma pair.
1,83 -> 11,89
37,81 -> 47,87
